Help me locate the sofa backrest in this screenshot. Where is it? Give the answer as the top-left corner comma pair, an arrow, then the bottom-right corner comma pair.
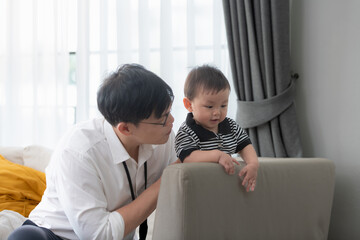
0,145 -> 52,172
0,146 -> 24,165
153,158 -> 335,240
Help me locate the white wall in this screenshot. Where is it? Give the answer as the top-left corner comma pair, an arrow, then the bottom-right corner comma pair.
290,0 -> 360,239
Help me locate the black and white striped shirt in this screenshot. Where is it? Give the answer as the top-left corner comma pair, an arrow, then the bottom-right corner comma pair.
175,113 -> 252,162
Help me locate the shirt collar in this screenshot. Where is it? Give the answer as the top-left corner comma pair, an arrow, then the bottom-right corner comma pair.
103,119 -> 156,166
185,113 -> 232,141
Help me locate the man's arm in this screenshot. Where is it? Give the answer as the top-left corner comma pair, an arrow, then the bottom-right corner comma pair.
117,158 -> 181,237
116,178 -> 161,237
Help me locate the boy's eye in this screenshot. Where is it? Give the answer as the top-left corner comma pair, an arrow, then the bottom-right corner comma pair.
221,105 -> 227,108
205,106 -> 213,109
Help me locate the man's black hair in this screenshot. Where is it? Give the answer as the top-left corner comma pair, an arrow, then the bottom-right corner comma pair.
97,64 -> 174,126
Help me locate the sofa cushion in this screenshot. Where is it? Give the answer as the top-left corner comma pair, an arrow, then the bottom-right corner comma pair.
0,210 -> 26,240
0,155 -> 46,217
23,145 -> 52,173
0,146 -> 24,165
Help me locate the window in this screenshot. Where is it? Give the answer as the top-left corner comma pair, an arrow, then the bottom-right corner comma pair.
0,0 -> 235,147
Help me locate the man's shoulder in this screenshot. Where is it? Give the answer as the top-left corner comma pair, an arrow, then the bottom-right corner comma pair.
59,118 -> 107,155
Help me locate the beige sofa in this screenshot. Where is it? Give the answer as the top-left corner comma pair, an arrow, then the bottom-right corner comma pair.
153,158 -> 335,240
1,146 -> 335,240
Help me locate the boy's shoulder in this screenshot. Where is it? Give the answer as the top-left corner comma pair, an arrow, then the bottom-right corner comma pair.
177,120 -> 194,134
224,117 -> 238,126
221,117 -> 246,135
227,117 -> 246,127
224,116 -> 235,122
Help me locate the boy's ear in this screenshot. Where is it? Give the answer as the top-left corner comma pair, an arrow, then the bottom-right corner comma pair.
116,122 -> 132,136
183,97 -> 193,112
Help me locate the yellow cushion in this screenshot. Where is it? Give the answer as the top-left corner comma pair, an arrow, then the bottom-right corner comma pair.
0,154 -> 46,217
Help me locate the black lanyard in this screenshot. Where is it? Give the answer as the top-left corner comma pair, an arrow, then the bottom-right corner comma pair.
122,161 -> 148,240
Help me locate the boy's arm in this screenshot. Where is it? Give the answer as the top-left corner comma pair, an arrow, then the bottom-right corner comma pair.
175,126 -> 238,175
238,144 -> 259,192
239,144 -> 259,167
184,150 -> 239,175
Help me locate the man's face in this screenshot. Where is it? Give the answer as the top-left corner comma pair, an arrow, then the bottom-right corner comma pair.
132,106 -> 174,145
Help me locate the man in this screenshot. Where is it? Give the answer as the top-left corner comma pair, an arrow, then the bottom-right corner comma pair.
9,64 -> 176,240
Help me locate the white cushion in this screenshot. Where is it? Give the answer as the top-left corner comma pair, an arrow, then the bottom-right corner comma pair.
0,146 -> 24,165
23,145 -> 53,173
0,210 -> 26,240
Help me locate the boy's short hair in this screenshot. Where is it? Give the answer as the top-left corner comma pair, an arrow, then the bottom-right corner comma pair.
97,63 -> 174,126
184,65 -> 230,100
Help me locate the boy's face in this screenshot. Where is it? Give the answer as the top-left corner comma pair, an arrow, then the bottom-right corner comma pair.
186,88 -> 230,133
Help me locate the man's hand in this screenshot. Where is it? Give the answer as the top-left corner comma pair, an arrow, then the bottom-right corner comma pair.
218,152 -> 240,175
239,163 -> 258,192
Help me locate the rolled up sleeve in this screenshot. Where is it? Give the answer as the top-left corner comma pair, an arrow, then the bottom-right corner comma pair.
109,211 -> 125,240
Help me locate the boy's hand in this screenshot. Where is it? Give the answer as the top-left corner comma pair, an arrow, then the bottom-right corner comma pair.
239,163 -> 258,192
171,159 -> 182,165
218,152 -> 240,175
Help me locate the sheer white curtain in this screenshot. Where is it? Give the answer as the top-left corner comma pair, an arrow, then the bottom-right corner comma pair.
0,0 -> 70,148
0,0 -> 233,148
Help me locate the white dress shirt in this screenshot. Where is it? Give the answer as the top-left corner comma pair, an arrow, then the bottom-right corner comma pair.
29,118 -> 177,240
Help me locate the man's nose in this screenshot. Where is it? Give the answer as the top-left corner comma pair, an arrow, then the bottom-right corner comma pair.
167,113 -> 174,124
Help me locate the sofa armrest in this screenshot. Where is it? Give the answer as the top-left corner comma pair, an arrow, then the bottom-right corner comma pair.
153,158 -> 335,240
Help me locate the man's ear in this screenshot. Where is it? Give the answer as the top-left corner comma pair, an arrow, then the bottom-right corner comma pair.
116,122 -> 132,136
183,97 -> 193,112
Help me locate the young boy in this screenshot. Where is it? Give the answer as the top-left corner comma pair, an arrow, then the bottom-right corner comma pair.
175,65 -> 259,192
9,64 -> 177,240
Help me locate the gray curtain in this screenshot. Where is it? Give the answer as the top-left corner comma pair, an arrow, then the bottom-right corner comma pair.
222,0 -> 302,157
